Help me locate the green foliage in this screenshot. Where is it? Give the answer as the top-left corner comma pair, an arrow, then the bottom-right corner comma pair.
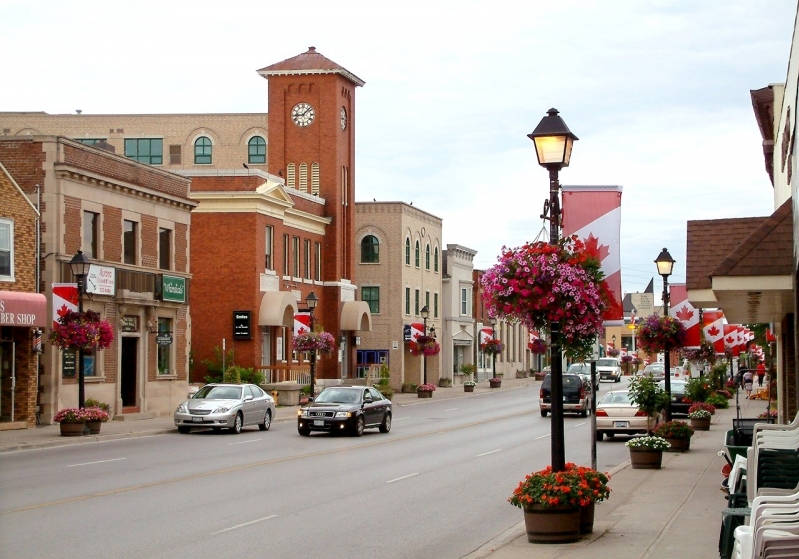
300,385 -> 311,395
202,346 -> 236,380
684,377 -> 713,403
627,375 -> 669,433
654,420 -> 694,439
460,363 -> 477,376
710,362 -> 729,390
705,393 -> 729,408
84,398 -> 110,412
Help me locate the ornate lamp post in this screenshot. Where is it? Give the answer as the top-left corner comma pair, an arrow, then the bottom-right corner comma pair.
489,317 -> 497,378
528,108 -> 578,472
69,250 -> 91,410
655,247 -> 675,422
306,292 -> 319,399
420,305 -> 430,385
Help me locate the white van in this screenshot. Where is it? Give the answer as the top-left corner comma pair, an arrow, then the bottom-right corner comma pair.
597,357 -> 622,382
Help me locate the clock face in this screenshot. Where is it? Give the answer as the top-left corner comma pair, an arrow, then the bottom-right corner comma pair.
340,107 -> 347,130
291,103 -> 315,127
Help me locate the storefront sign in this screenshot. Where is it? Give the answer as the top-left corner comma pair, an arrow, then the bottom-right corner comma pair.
86,265 -> 116,296
233,311 -> 251,340
161,275 -> 186,303
156,334 -> 173,346
62,350 -> 76,378
120,315 -> 139,332
0,290 -> 47,327
453,340 -> 472,346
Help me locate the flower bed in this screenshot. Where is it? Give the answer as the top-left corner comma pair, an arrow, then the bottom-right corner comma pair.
84,407 -> 110,421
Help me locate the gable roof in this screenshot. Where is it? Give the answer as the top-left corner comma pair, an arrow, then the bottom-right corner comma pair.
0,161 -> 39,216
257,47 -> 365,87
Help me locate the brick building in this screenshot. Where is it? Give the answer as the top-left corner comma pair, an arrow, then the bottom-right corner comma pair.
0,136 -> 195,423
0,162 -> 47,428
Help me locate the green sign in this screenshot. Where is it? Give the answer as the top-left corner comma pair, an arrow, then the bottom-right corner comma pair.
162,275 -> 186,303
62,350 -> 76,378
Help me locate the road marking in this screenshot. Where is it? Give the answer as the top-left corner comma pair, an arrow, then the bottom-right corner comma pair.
66,458 -> 126,468
228,439 -> 261,445
535,433 -> 551,440
575,423 -> 586,427
444,408 -> 458,412
477,449 -> 502,457
386,473 -> 419,484
393,417 -> 409,421
212,515 -> 278,535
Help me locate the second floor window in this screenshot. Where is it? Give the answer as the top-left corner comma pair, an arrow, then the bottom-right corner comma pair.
194,136 -> 212,164
405,287 -> 410,315
0,219 -> 12,279
124,138 -> 163,165
362,286 -> 379,314
283,234 -> 289,275
361,235 -> 379,263
315,242 -> 322,281
415,240 -> 420,267
425,244 -> 430,270
415,289 -> 420,315
159,228 -> 172,270
405,238 -> 411,265
434,293 -> 439,318
83,211 -> 98,259
461,287 -> 468,316
292,237 -> 300,277
265,226 -> 273,270
304,239 -> 311,279
123,220 -> 137,265
248,136 -> 266,164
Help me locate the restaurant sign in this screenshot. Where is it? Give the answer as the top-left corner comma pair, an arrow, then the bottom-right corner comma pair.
161,275 -> 186,303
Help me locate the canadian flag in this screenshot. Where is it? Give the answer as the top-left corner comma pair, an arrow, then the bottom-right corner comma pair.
409,322 -> 425,341
669,284 -> 700,348
480,327 -> 495,346
294,312 -> 311,335
527,329 -> 539,350
52,283 -> 78,328
561,185 -> 624,324
766,328 -> 777,343
702,310 -> 725,354
723,325 -> 740,356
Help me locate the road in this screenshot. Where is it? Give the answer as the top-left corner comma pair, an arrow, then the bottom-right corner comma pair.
0,381 -> 632,558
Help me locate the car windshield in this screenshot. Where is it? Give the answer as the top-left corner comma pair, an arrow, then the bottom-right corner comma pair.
659,381 -> 687,392
567,364 -> 589,374
600,391 -> 631,405
644,365 -> 664,373
314,389 -> 361,404
597,359 -> 617,367
193,386 -> 242,400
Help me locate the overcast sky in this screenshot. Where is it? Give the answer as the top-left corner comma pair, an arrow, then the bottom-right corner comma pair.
2,0 -> 796,296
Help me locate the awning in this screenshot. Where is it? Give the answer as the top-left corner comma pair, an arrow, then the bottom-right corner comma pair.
340,301 -> 372,331
258,291 -> 298,327
0,291 -> 47,327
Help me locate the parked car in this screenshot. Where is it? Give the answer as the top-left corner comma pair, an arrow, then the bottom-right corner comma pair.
597,357 -> 622,382
539,373 -> 591,417
174,383 -> 276,434
595,389 -> 660,440
297,386 -> 392,437
567,362 -> 596,390
658,379 -> 691,416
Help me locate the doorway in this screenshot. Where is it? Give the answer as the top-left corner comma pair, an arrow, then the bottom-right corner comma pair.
0,341 -> 14,422
121,337 -> 138,408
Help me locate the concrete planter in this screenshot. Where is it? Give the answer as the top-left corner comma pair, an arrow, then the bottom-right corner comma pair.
417,391 -> 433,398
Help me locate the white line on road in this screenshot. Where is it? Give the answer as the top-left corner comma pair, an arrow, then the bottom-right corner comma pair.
228,439 -> 262,445
212,515 -> 278,535
393,417 -> 409,421
575,423 -> 586,427
477,449 -> 502,457
535,433 -> 551,440
386,473 -> 420,484
66,458 -> 126,468
444,408 -> 458,412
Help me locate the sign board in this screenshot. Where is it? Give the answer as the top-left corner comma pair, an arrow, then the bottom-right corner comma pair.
233,311 -> 251,340
276,337 -> 283,361
120,315 -> 139,332
631,292 -> 655,318
62,350 -> 76,378
86,264 -> 116,296
161,275 -> 186,303
453,340 -> 472,346
392,341 -> 399,350
156,334 -> 173,346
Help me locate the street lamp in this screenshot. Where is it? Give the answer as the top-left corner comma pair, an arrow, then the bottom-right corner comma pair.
306,292 -> 319,399
528,108 -> 578,473
655,247 -> 675,422
489,317 -> 497,379
420,305 -> 430,385
69,250 -> 91,410
612,335 -> 616,348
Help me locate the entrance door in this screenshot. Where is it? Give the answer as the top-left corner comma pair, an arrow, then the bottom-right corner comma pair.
121,337 -> 138,407
0,341 -> 14,422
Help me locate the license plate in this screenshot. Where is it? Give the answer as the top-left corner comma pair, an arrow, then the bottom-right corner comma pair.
192,417 -> 203,423
314,420 -> 324,426
613,421 -> 629,428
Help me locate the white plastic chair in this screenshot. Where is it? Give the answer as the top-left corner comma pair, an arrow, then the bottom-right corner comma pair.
732,490 -> 799,558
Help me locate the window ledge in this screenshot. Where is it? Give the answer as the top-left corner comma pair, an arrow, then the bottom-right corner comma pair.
85,377 -> 106,383
157,374 -> 178,380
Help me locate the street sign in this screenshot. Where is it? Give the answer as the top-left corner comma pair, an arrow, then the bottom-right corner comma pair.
155,334 -> 173,346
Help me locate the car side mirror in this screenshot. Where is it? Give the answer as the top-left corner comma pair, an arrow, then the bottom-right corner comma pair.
363,397 -> 373,404
307,397 -> 314,403
243,395 -> 253,401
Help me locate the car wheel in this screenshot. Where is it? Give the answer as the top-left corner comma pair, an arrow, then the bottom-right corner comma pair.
298,426 -> 311,436
540,410 -> 548,417
580,407 -> 588,418
177,426 -> 190,434
595,431 -> 603,441
615,375 -> 621,383
379,412 -> 392,433
606,432 -> 615,438
259,410 -> 272,431
230,412 -> 243,434
352,416 -> 365,437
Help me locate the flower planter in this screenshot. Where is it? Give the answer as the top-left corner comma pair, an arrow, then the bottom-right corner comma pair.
629,447 -> 663,469
580,501 -> 595,534
86,420 -> 104,435
59,421 -> 86,437
523,504 -> 581,543
417,391 -> 433,398
534,372 -> 546,381
489,380 -> 502,389
664,437 -> 690,452
464,385 -> 475,393
690,416 -> 711,431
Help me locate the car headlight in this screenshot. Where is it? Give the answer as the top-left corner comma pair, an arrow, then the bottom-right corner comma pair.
335,411 -> 352,418
176,402 -> 188,414
298,409 -> 308,417
212,405 -> 232,414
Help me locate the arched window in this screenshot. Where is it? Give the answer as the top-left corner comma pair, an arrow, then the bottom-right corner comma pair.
405,238 -> 411,265
299,163 -> 308,193
415,240 -> 420,267
286,163 -> 296,188
360,235 -> 379,263
434,247 -> 439,272
194,136 -> 212,164
311,162 -> 320,195
425,244 -> 430,270
248,136 -> 266,164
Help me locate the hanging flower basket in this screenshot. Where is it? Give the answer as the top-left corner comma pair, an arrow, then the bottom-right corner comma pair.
49,310 -> 114,351
606,347 -> 620,357
410,335 -> 440,357
481,339 -> 504,356
529,338 -> 548,355
635,315 -> 686,354
681,341 -> 717,365
480,236 -> 612,358
293,330 -> 336,353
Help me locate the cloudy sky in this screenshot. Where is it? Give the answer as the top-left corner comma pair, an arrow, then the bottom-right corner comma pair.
2,0 -> 795,296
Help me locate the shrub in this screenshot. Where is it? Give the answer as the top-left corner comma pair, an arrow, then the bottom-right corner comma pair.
627,375 -> 669,432
715,389 -> 733,399
439,378 -> 452,388
85,397 -> 111,413
654,420 -> 694,439
705,393 -> 729,408
684,377 -> 713,404
460,363 -> 477,376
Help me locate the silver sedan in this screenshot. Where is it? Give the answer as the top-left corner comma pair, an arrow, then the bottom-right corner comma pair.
174,383 -> 276,434
595,389 -> 660,440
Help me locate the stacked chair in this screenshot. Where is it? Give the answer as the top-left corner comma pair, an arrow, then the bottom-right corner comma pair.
728,412 -> 799,559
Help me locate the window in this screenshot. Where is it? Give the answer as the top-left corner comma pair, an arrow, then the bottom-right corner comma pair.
299,163 -> 308,193
415,240 -> 420,267
461,288 -> 468,315
157,317 -> 172,375
283,235 -> 290,275
405,287 -> 410,315
303,239 -> 311,279
405,238 -> 411,265
263,226 -> 274,271
159,228 -> 172,270
292,237 -> 300,277
124,138 -> 163,165
169,144 -> 182,165
248,136 -> 266,164
311,162 -> 320,195
286,163 -> 296,188
83,351 -> 96,377
314,242 -> 321,280
434,247 -> 439,272
362,286 -> 379,314
434,293 -> 439,318
0,219 -> 12,280
425,244 -> 430,270
415,289 -> 420,315
194,136 -> 212,164
425,291 -> 430,312
84,211 -> 98,258
360,235 -> 379,263
123,220 -> 137,265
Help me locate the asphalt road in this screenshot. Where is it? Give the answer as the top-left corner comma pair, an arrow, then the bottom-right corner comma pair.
0,381 -> 632,559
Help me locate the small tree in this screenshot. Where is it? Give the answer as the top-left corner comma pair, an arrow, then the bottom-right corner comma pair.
627,375 -> 669,434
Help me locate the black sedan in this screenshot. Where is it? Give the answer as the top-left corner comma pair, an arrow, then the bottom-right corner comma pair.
658,379 -> 690,416
297,386 -> 391,437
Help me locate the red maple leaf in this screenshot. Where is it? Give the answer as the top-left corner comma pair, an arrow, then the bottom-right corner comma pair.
725,336 -> 736,344
707,325 -> 720,337
675,306 -> 694,321
56,304 -> 71,318
583,234 -> 610,262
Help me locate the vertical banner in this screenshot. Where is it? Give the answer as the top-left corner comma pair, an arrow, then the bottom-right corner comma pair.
294,312 -> 310,334
723,325 -> 740,356
52,283 -> 78,328
669,284 -> 700,349
702,310 -> 725,355
480,327 -> 494,346
562,185 -> 623,323
527,330 -> 539,350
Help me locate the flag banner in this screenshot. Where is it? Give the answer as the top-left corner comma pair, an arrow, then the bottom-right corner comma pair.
669,284 -> 700,349
723,325 -> 739,356
481,327 -> 495,346
527,330 -> 539,350
562,185 -> 623,324
702,310 -> 725,354
294,312 -> 311,335
52,283 -> 78,328
736,326 -> 746,354
766,328 -> 776,343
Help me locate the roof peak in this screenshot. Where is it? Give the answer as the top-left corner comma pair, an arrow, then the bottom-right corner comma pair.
257,47 -> 365,87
